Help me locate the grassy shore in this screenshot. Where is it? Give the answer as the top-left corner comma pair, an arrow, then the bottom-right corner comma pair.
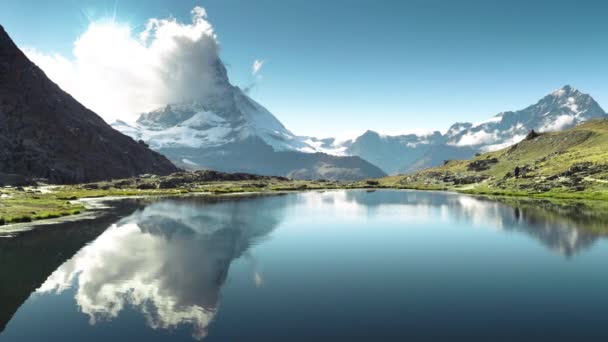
0,176 -> 378,226
377,119 -> 608,201
2,174 -> 607,227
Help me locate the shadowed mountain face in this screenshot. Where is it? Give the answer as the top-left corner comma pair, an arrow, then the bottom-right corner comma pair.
344,86 -> 607,175
0,26 -> 179,184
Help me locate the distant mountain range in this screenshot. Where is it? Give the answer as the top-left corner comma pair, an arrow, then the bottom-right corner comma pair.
115,81 -> 607,178
340,85 -> 607,174
0,26 -> 179,184
112,58 -> 386,181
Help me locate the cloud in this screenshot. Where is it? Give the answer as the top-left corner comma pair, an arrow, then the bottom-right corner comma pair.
541,114 -> 575,132
452,129 -> 499,146
37,199 -> 282,340
24,6 -> 226,123
252,59 -> 264,75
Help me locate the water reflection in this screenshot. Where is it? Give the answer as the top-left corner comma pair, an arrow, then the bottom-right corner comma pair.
2,191 -> 608,340
36,196 -> 286,340
0,201 -> 141,333
309,190 -> 608,256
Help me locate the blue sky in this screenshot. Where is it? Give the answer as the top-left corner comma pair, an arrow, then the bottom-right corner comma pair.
2,0 -> 608,138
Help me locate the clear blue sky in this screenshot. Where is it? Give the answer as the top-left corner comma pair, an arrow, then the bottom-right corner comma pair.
2,0 -> 608,138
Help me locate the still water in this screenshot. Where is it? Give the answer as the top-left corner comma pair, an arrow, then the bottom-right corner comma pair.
1,190 -> 608,341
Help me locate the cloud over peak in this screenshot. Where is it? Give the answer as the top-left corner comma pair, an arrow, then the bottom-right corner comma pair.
25,6 -> 227,123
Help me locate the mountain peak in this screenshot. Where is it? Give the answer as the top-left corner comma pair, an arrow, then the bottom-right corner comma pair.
551,85 -> 580,97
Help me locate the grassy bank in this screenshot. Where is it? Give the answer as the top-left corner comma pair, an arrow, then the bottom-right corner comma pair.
0,174 -> 374,226
378,119 -> 608,201
0,192 -> 85,224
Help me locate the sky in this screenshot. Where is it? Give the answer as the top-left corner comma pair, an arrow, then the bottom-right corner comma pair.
2,0 -> 608,139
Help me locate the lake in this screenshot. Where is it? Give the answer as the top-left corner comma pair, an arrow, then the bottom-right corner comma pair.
1,190 -> 608,341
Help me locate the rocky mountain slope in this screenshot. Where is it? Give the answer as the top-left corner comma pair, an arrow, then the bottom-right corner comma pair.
0,26 -> 179,184
379,119 -> 608,200
344,85 -> 607,174
112,57 -> 385,181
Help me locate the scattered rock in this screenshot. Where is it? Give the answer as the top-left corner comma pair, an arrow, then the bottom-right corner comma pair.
467,158 -> 498,171
524,130 -> 541,141
136,183 -> 157,190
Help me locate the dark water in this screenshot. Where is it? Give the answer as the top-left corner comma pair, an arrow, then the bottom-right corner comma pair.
2,190 -> 608,341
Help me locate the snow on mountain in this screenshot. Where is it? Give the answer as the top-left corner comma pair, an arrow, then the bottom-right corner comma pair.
114,88 -> 313,152
446,85 -> 606,151
112,57 -> 386,180
343,85 -> 607,174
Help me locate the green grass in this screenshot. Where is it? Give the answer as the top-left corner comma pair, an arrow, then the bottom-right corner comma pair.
378,119 -> 608,201
0,179 -> 366,226
0,193 -> 85,225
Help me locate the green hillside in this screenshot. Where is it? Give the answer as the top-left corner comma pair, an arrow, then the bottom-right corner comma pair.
379,119 -> 608,200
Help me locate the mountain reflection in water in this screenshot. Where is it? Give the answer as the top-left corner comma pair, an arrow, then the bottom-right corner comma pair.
1,190 -> 608,341
341,191 -> 607,257
35,195 -> 286,340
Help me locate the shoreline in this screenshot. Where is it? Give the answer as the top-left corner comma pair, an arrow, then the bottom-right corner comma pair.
2,185 -> 607,234
0,188 -> 332,234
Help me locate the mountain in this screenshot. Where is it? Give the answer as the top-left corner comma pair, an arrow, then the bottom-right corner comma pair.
379,119 -> 608,201
345,130 -> 445,174
343,85 -> 607,175
444,85 -> 607,150
0,26 -> 179,184
112,58 -> 385,181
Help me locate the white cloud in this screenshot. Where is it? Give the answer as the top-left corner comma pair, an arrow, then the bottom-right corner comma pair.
24,6 -> 224,123
481,134 -> 527,152
36,199 -> 280,340
252,59 -> 264,75
541,114 -> 575,132
452,129 -> 499,146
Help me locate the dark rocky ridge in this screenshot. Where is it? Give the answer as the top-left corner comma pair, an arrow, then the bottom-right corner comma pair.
0,25 -> 179,184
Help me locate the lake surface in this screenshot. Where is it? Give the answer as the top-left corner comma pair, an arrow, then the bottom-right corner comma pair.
2,190 -> 608,341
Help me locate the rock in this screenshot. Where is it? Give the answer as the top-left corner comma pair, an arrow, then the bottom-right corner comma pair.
158,178 -> 182,189
524,130 -> 541,141
0,25 -> 180,184
467,158 -> 499,171
136,183 -> 157,190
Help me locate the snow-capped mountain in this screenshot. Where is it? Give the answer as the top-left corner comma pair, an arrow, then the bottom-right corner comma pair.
115,89 -> 313,152
342,85 -> 607,174
112,58 -> 386,180
445,85 -> 606,151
